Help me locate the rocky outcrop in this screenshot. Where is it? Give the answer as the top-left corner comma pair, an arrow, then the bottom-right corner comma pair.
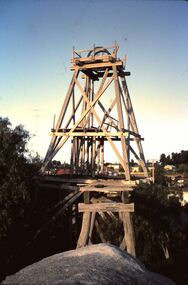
2,243 -> 175,285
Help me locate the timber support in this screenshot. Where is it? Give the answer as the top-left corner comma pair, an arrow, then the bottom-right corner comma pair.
41,44 -> 151,256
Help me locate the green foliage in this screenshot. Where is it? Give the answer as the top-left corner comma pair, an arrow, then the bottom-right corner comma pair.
0,117 -> 43,281
171,151 -> 188,165
160,153 -> 171,166
0,117 -> 40,238
154,163 -> 167,186
160,150 -> 188,167
49,160 -> 61,169
132,182 -> 187,284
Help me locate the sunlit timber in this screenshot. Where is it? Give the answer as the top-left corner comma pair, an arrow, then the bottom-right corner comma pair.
41,44 -> 151,257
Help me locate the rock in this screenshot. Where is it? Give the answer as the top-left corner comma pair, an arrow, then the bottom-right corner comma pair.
2,243 -> 175,285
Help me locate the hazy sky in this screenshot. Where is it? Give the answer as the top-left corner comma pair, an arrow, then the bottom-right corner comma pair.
0,0 -> 187,162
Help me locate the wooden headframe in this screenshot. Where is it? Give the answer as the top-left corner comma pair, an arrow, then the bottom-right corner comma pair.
41,44 -> 148,180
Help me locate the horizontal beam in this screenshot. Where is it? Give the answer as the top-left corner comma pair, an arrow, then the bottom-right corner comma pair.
50,131 -> 130,137
37,181 -> 133,192
37,176 -> 138,186
78,202 -> 134,213
91,179 -> 137,186
80,185 -> 133,192
49,136 -> 142,142
50,129 -> 141,139
72,55 -> 116,64
71,61 -> 123,70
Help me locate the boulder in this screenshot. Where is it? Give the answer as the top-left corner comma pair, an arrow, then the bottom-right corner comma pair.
2,243 -> 175,285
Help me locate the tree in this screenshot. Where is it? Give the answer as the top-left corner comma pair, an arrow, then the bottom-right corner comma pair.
160,153 -> 167,166
132,182 -> 188,284
161,150 -> 188,166
154,162 -> 167,186
0,119 -> 30,235
49,160 -> 61,170
0,117 -> 41,279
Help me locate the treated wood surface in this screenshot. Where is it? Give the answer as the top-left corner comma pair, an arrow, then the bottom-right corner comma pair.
122,212 -> 136,257
37,176 -> 138,186
80,185 -> 133,192
71,61 -> 123,70
76,212 -> 91,248
50,131 -> 130,137
78,202 -> 134,213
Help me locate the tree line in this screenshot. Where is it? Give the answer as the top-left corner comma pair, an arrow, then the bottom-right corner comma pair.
160,151 -> 188,166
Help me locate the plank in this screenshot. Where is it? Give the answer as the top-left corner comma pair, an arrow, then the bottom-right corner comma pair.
37,176 -> 138,188
71,61 -> 123,70
50,131 -> 130,137
72,54 -> 116,63
89,179 -> 137,187
122,212 -> 136,257
80,185 -> 133,192
78,202 -> 134,213
77,212 -> 91,248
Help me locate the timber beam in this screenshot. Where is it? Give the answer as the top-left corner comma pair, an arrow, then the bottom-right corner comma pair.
80,185 -> 133,192
78,202 -> 134,213
49,131 -> 142,139
71,61 -> 123,71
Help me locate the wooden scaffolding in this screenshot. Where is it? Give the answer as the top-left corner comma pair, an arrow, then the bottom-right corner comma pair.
41,44 -> 150,256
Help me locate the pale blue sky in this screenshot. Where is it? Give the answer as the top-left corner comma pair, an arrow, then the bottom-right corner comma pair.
0,0 -> 187,161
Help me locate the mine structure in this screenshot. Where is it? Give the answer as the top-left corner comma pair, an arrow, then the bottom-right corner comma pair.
40,44 -> 150,256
